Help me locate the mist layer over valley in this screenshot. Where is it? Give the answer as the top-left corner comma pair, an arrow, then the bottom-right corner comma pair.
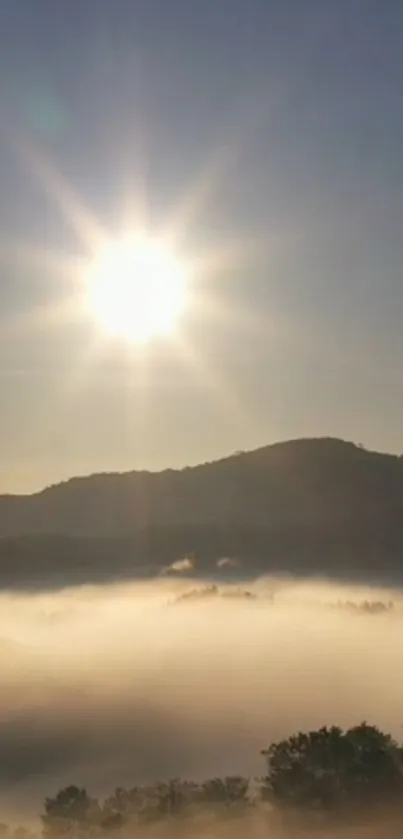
1,575 -> 403,824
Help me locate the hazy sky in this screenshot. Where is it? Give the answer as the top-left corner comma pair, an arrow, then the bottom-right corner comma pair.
0,0 -> 403,492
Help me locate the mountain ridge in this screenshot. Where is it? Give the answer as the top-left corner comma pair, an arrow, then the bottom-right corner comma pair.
1,437 -> 403,589
1,436 -> 393,500
0,435 -> 402,537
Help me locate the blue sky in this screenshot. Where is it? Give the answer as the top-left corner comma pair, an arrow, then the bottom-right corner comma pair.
0,0 -> 403,491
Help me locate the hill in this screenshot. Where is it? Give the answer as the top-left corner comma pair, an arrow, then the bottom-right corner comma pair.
1,437 -> 403,588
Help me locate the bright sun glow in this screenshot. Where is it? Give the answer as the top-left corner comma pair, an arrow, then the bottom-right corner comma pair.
87,235 -> 188,343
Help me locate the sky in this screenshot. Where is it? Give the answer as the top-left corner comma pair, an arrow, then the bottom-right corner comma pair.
0,0 -> 403,492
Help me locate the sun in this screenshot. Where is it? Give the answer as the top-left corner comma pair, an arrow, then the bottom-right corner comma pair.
87,234 -> 188,343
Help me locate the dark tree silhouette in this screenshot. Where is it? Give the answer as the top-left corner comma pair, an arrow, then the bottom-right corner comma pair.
42,786 -> 101,838
102,780 -> 199,827
40,725 -> 403,837
101,787 -> 141,830
262,723 -> 403,813
199,776 -> 249,807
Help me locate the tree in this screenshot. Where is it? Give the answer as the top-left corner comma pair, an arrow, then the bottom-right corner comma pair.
142,780 -> 198,821
101,786 -> 141,830
102,781 -> 199,828
199,776 -> 250,810
262,723 -> 403,814
42,786 -> 101,838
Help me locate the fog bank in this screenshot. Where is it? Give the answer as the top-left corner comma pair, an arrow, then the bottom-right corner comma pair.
0,575 -> 402,821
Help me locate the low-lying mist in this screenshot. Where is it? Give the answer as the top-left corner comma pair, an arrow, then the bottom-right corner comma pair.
1,574 -> 403,822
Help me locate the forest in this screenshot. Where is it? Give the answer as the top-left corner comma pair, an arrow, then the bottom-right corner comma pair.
4,724 -> 403,838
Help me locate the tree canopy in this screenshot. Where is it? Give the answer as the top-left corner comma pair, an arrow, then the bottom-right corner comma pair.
262,723 -> 403,813
6,722 -> 401,839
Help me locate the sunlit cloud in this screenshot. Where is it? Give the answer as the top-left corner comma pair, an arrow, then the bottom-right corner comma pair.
163,557 -> 196,574
217,557 -> 242,570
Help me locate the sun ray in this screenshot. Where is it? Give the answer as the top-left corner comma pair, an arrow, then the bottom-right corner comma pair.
116,121 -> 152,237
1,104 -> 292,444
170,332 -> 253,435
0,236 -> 82,278
164,90 -> 270,244
0,290 -> 84,342
14,134 -> 106,253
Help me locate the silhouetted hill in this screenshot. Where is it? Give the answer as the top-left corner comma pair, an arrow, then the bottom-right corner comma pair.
1,438 -> 403,588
